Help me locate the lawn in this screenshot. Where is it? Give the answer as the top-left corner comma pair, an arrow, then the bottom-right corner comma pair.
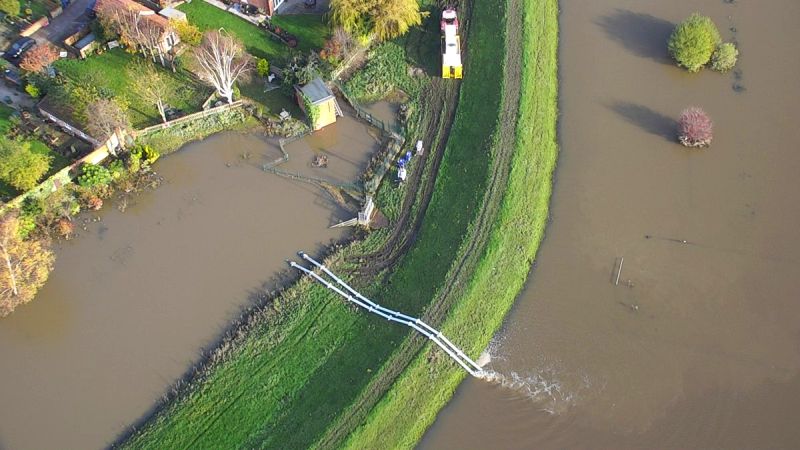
178,1 -> 290,64
121,0 -> 514,447
54,49 -> 210,128
272,14 -> 329,52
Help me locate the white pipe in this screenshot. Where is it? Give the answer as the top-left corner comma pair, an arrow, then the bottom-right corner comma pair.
293,255 -> 481,376
299,252 -> 482,372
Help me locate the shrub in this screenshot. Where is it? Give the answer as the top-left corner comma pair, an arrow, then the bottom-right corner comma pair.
257,58 -> 270,77
24,83 -> 40,98
668,14 -> 721,72
0,138 -> 52,191
0,0 -> 20,16
711,42 -> 738,72
678,107 -> 713,147
78,163 -> 112,187
344,42 -> 419,102
172,20 -> 202,46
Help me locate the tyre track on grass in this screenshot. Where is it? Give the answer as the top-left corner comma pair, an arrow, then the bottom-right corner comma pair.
314,0 -> 524,446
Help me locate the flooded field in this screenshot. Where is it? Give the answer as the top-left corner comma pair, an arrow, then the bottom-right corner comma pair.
0,126 -> 375,449
422,1 -> 800,448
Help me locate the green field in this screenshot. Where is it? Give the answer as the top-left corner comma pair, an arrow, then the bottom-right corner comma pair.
54,50 -> 209,128
344,0 -> 559,445
272,14 -> 329,52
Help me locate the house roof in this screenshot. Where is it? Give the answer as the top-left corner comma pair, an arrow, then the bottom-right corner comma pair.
298,78 -> 334,105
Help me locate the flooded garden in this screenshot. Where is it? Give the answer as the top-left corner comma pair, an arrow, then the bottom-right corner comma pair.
0,108 -> 384,449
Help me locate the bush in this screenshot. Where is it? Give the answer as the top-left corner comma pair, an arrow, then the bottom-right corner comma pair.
24,84 -> 40,98
0,0 -> 20,16
78,163 -> 112,187
0,138 -> 52,191
711,42 -> 738,72
172,20 -> 202,46
257,58 -> 270,77
678,107 -> 713,147
344,42 -> 420,102
668,14 -> 721,72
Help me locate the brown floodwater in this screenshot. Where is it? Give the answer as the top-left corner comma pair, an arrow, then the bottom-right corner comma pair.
0,126 -> 376,449
421,1 -> 800,448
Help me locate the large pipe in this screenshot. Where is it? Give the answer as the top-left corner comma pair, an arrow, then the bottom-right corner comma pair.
294,254 -> 482,375
299,252 -> 482,373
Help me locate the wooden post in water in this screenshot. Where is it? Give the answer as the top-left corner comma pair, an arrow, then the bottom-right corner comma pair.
615,257 -> 624,286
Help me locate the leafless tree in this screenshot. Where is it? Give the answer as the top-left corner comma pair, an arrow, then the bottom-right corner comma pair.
130,62 -> 171,123
85,98 -> 130,140
96,0 -> 174,67
192,30 -> 252,104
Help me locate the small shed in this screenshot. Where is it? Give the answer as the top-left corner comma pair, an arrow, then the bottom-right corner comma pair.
158,7 -> 187,22
295,78 -> 342,131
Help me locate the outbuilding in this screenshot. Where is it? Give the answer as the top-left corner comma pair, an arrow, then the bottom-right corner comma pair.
295,77 -> 342,131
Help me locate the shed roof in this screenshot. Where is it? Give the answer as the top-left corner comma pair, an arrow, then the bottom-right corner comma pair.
298,77 -> 334,105
159,7 -> 186,21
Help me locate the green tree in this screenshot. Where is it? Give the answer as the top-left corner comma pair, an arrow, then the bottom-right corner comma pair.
0,214 -> 54,317
330,0 -> 421,42
711,42 -> 738,72
0,137 -> 52,191
668,13 -> 721,72
0,0 -> 20,16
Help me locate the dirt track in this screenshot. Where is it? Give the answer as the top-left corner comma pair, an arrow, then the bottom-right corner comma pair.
315,0 -> 525,446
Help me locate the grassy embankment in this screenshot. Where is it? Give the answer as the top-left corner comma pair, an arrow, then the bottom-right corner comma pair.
344,0 -> 559,446
121,0 -> 509,448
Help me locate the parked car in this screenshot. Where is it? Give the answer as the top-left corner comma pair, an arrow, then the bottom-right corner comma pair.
3,67 -> 22,87
3,37 -> 36,62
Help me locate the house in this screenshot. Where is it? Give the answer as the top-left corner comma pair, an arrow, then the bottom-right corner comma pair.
295,77 -> 342,131
95,0 -> 180,54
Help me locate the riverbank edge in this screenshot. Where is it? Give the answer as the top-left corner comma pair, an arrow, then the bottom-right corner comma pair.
342,0 -> 559,446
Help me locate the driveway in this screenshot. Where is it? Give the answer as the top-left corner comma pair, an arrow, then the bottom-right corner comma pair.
33,0 -> 95,46
276,0 -> 329,15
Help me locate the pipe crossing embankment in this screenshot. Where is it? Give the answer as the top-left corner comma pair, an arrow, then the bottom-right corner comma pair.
289,252 -> 484,377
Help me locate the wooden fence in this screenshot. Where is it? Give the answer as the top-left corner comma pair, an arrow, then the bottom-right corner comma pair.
135,100 -> 245,136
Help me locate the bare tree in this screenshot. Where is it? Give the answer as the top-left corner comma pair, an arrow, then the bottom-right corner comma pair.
0,214 -> 55,318
192,30 -> 252,104
130,62 -> 171,122
86,98 -> 131,140
96,0 -> 174,66
19,44 -> 59,74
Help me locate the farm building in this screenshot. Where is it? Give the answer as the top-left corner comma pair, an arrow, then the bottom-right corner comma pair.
295,77 -> 342,131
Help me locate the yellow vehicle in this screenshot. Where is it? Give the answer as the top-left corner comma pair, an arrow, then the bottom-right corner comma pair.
441,8 -> 462,79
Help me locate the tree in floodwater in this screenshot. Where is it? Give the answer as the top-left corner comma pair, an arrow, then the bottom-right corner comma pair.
0,214 -> 55,317
668,13 -> 721,72
678,107 -> 713,147
191,30 -> 252,104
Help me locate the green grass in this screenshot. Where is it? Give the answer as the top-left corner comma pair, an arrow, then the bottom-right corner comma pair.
122,0 -> 511,448
344,0 -> 559,446
239,83 -> 302,117
54,50 -> 209,128
272,14 -> 329,52
0,102 -> 16,134
344,42 -> 423,102
137,109 -> 259,155
178,1 -> 290,64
